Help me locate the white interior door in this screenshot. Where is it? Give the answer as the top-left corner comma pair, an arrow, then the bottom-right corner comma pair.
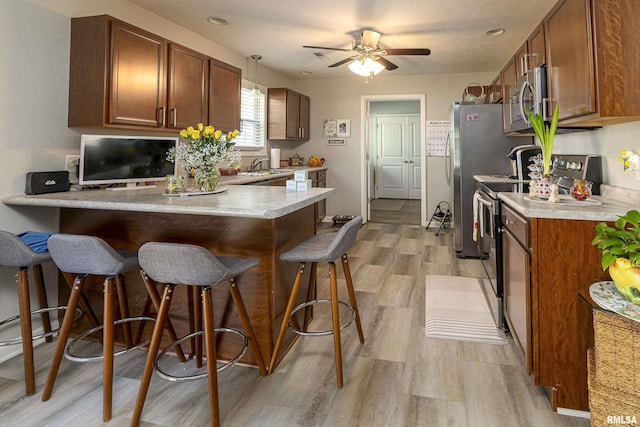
376,114 -> 421,199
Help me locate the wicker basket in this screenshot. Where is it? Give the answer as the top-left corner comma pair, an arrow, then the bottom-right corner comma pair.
592,309 -> 640,398
588,349 -> 640,426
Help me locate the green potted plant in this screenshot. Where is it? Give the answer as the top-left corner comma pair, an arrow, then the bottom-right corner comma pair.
525,104 -> 559,199
592,209 -> 640,304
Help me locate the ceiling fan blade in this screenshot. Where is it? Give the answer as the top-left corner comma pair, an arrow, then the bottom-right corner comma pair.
361,30 -> 381,49
328,57 -> 356,68
376,57 -> 398,71
303,45 -> 352,52
384,48 -> 431,56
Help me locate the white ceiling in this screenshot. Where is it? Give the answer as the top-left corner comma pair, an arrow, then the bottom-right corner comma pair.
130,0 -> 558,80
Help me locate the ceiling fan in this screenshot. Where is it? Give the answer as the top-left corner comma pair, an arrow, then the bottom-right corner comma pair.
303,30 -> 431,72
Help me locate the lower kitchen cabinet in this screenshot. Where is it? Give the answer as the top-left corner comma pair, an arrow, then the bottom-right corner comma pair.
309,169 -> 326,223
501,203 -> 610,411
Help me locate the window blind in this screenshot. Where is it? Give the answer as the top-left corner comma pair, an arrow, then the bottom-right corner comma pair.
235,88 -> 265,150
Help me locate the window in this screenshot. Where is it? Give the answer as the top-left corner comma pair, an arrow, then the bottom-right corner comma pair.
234,86 -> 265,152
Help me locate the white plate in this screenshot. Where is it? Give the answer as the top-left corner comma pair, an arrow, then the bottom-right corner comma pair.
162,186 -> 227,197
526,194 -> 602,206
589,281 -> 640,323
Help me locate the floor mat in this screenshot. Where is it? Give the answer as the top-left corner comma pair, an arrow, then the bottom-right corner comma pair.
425,275 -> 507,345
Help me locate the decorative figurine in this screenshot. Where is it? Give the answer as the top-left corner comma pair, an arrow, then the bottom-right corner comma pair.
548,184 -> 560,203
529,179 -> 538,198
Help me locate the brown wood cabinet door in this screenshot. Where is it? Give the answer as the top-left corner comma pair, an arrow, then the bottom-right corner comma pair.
545,0 -> 596,120
503,229 -> 532,374
299,95 -> 310,140
109,21 -> 166,127
515,42 -> 528,78
209,59 -> 242,132
286,90 -> 301,139
501,58 -> 517,133
527,23 -> 546,69
167,44 -> 208,129
491,73 -> 503,104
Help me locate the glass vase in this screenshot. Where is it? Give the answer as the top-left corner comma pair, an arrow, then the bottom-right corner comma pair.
195,165 -> 220,191
570,179 -> 592,201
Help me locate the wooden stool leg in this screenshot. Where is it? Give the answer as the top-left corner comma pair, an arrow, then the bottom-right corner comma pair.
329,262 -> 343,388
141,272 -> 186,362
131,284 -> 176,427
42,275 -> 85,401
32,264 -> 53,343
227,278 -> 267,376
194,286 -> 203,368
103,277 -> 115,422
114,274 -> 133,348
17,268 -> 35,396
341,254 -> 364,343
269,262 -> 306,374
302,262 -> 317,331
62,272 -> 101,338
134,295 -> 153,345
202,287 -> 221,427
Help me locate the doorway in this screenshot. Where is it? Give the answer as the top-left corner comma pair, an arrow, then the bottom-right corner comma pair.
361,95 -> 426,225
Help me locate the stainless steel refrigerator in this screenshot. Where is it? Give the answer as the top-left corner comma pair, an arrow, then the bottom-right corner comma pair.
446,103 -> 526,258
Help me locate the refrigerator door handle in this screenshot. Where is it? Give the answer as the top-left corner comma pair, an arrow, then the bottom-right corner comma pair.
444,132 -> 451,184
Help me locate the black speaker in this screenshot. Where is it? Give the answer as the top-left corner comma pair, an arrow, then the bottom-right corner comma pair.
25,171 -> 70,195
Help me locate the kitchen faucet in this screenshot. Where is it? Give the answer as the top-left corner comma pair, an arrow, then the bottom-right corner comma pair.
250,157 -> 270,171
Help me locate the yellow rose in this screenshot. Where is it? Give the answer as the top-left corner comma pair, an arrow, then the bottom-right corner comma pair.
214,130 -> 223,140
226,131 -> 232,141
191,129 -> 201,140
186,126 -> 195,137
203,126 -> 214,138
179,129 -> 188,139
197,123 -> 204,131
231,129 -> 240,138
620,149 -> 627,156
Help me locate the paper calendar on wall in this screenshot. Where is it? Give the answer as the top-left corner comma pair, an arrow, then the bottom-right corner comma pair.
426,120 -> 450,156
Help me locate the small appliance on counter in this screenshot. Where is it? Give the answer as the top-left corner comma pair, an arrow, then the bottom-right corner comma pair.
506,145 -> 541,180
289,154 -> 304,166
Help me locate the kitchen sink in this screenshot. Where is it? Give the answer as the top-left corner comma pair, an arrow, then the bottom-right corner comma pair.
238,171 -> 269,176
268,168 -> 295,173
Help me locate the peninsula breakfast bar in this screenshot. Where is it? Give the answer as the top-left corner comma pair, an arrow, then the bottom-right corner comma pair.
2,185 -> 335,368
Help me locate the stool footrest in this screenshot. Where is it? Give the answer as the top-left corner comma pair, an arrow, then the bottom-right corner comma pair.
288,299 -> 355,337
155,327 -> 248,382
0,306 -> 82,347
64,316 -> 156,363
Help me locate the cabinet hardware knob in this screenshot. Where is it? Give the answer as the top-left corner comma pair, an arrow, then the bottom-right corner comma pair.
171,108 -> 177,127
158,107 -> 165,127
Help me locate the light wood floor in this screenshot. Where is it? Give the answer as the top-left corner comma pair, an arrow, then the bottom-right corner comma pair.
370,199 -> 421,225
0,222 -> 590,427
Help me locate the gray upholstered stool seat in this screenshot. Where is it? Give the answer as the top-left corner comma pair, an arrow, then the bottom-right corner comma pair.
269,216 -> 365,388
0,230 -> 58,396
131,242 -> 268,427
41,234 -> 171,422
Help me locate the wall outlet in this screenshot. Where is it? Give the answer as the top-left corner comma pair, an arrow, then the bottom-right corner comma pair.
65,154 -> 80,184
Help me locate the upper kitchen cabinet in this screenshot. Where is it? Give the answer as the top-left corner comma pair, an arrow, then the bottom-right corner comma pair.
516,23 -> 546,77
68,15 -> 214,131
545,0 -> 640,126
167,44 -> 208,130
69,16 -> 166,129
267,88 -> 310,141
501,58 -> 517,133
208,60 -> 241,132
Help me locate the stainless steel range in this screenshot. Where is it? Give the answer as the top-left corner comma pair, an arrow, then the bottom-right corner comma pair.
474,154 -> 602,330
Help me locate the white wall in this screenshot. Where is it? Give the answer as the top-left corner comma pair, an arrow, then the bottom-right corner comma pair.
293,72 -> 496,218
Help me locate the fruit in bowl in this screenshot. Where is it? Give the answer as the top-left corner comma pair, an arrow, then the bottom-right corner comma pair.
593,210 -> 640,304
308,156 -> 325,167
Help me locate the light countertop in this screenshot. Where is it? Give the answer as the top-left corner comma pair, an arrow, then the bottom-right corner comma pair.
474,174 -> 528,184
2,185 -> 334,219
498,192 -> 634,222
220,166 -> 327,185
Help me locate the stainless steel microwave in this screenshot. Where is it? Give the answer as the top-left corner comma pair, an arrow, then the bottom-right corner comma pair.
509,66 -> 548,133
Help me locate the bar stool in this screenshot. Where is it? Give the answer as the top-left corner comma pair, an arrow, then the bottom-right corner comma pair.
41,234 -> 176,422
269,216 -> 365,388
0,231 -> 59,395
132,242 -> 268,427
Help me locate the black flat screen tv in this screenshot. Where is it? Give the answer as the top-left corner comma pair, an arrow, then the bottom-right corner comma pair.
79,134 -> 178,189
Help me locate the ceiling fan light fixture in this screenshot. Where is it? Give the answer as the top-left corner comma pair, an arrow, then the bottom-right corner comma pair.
206,16 -> 229,26
348,57 -> 385,77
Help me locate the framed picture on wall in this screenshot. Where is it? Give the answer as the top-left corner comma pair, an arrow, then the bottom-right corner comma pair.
327,138 -> 346,146
336,119 -> 350,137
323,119 -> 338,137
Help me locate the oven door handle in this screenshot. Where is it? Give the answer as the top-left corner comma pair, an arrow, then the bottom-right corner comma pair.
476,196 -> 494,239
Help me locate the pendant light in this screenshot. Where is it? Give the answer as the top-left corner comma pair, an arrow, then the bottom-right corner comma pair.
250,55 -> 262,98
